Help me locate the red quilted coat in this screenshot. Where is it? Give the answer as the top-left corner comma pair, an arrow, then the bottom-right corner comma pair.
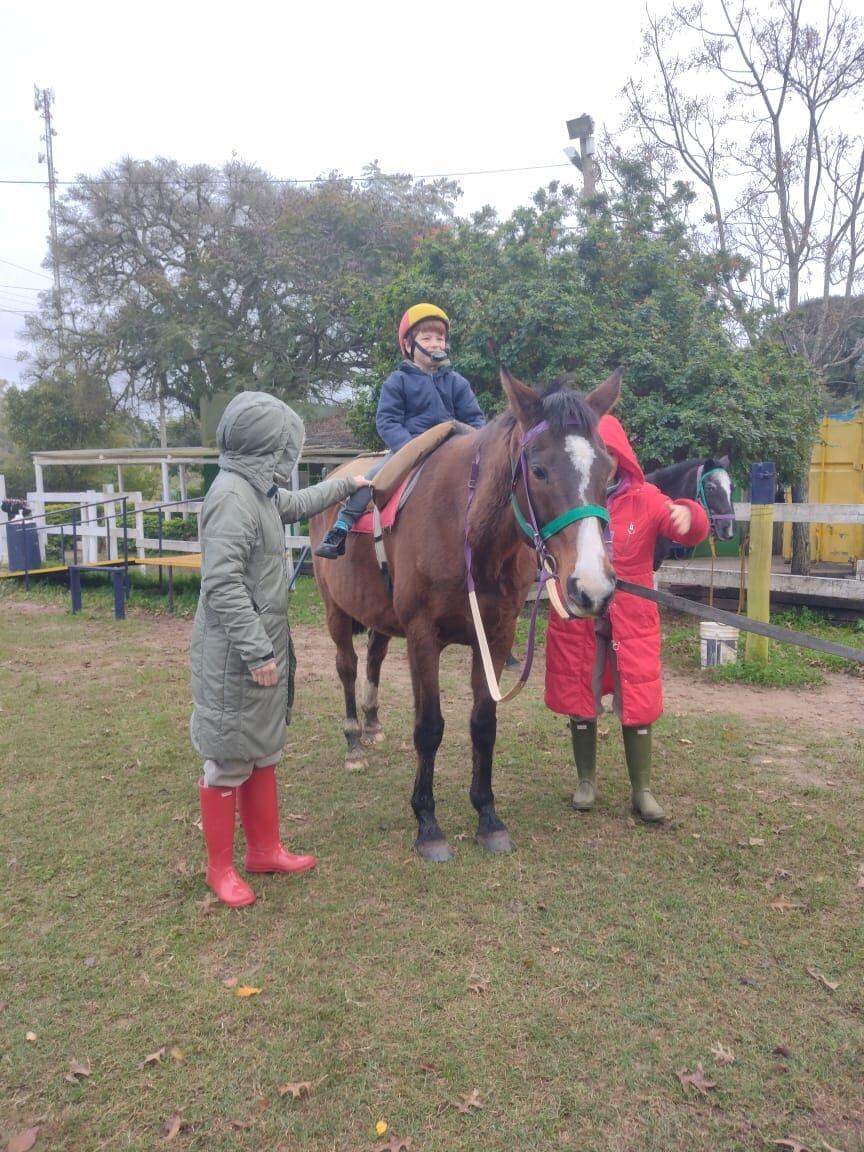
544,415 -> 709,726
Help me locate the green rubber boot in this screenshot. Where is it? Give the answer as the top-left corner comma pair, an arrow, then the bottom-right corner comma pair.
623,725 -> 665,823
569,718 -> 598,811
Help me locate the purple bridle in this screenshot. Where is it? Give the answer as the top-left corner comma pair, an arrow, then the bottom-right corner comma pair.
464,418 -> 610,686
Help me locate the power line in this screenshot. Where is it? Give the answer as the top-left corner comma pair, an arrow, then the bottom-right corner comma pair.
0,257 -> 52,279
0,160 -> 575,189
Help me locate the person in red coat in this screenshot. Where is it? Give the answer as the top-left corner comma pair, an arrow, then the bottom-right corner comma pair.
544,414 -> 709,821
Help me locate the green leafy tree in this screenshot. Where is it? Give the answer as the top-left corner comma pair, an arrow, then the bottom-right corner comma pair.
22,159 -> 460,429
350,164 -> 817,486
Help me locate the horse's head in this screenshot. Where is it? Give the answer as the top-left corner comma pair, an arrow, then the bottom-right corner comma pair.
501,366 -> 619,619
700,456 -> 736,541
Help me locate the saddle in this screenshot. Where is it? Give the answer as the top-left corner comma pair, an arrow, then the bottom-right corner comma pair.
327,420 -> 468,532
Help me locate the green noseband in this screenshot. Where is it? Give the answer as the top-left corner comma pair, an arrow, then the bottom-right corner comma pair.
510,494 -> 610,543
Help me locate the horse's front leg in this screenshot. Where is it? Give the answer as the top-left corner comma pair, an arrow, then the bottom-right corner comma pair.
406,632 -> 451,862
470,644 -> 513,854
361,628 -> 390,746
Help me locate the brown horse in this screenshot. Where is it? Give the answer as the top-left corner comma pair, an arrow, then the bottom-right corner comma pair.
311,368 -> 620,861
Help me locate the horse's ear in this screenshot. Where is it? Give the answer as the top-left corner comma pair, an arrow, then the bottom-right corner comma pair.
500,366 -> 543,429
585,368 -> 622,417
717,453 -> 730,469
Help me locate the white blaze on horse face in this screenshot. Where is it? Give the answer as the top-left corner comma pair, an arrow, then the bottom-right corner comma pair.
716,470 -> 732,505
560,433 -> 614,610
564,434 -> 596,504
572,516 -> 614,608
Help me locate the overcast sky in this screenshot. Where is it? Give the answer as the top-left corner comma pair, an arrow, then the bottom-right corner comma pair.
0,0 -> 650,387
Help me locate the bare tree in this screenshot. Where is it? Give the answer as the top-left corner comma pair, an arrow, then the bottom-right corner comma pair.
621,0 -> 864,571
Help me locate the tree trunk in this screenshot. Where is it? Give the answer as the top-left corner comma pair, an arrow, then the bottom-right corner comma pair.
789,477 -> 811,576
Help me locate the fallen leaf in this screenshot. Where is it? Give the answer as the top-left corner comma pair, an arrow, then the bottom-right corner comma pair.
745,837 -> 766,847
139,1047 -> 166,1069
711,1043 -> 735,1066
229,1119 -> 252,1130
675,1064 -> 717,1094
468,977 -> 489,995
169,1046 -> 184,1063
235,986 -> 261,998
771,1139 -> 812,1151
278,1081 -> 312,1099
376,1120 -> 389,1136
161,1114 -> 183,1141
221,977 -> 238,989
68,1059 -> 91,1079
417,1062 -> 438,1074
199,894 -> 219,914
6,1126 -> 40,1152
454,1088 -> 484,1113
805,967 -> 838,992
679,737 -> 693,745
769,896 -> 806,912
25,1031 -> 37,1042
773,1045 -> 793,1059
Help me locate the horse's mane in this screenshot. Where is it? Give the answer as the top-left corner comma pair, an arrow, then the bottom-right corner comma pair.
489,382 -> 598,439
645,457 -> 705,486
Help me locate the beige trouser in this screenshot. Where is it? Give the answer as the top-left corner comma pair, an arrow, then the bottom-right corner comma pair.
202,752 -> 282,789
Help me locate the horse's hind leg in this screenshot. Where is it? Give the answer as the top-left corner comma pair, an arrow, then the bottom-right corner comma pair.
406,634 -> 452,862
327,609 -> 366,768
469,646 -> 512,854
361,629 -> 390,746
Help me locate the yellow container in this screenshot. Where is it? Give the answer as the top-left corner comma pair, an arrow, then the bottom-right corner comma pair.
782,410 -> 864,563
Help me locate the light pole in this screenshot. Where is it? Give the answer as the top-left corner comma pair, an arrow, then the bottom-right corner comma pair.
564,113 -> 597,198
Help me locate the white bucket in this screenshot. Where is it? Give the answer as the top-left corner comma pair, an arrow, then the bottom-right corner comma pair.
699,622 -> 739,669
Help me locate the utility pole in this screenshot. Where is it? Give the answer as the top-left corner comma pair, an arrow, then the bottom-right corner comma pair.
564,114 -> 597,199
34,85 -> 64,358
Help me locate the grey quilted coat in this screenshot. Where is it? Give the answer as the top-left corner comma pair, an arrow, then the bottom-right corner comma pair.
190,392 -> 355,763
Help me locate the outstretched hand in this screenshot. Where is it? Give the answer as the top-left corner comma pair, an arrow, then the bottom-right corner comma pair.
666,501 -> 692,536
350,475 -> 369,491
251,659 -> 279,687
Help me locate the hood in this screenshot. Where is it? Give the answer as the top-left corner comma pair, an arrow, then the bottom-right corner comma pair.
216,391 -> 305,493
598,414 -> 644,485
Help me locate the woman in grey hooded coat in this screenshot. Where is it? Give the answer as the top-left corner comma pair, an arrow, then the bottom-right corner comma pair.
191,391 -> 363,907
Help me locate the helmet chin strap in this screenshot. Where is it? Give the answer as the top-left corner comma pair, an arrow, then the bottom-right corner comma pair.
412,338 -> 451,368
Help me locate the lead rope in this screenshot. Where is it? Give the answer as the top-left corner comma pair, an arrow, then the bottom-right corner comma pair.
464,448 -> 544,702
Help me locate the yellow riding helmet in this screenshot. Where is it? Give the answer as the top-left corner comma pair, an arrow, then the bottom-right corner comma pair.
398,303 -> 450,355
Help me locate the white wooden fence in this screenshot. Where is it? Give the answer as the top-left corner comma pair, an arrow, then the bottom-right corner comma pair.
0,483 -> 310,572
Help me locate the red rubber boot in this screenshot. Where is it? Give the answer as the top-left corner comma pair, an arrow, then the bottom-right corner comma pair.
238,765 -> 317,874
198,781 -> 256,907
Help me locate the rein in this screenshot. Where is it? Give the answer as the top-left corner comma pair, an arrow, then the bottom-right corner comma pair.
464,419 -> 609,703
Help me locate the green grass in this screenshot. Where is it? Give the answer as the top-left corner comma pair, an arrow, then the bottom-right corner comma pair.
0,584 -> 862,1151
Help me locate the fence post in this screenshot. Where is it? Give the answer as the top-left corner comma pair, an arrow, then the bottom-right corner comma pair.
746,461 -> 776,666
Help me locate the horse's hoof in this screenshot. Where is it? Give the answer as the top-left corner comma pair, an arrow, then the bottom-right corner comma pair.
415,838 -> 454,863
476,830 -> 513,854
344,747 -> 367,771
361,728 -> 385,746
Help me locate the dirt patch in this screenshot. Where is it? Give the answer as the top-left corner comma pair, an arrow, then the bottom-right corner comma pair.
663,666 -> 863,737
9,600 -> 862,739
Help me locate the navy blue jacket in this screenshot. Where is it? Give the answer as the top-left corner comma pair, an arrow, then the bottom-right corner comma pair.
375,360 -> 486,451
